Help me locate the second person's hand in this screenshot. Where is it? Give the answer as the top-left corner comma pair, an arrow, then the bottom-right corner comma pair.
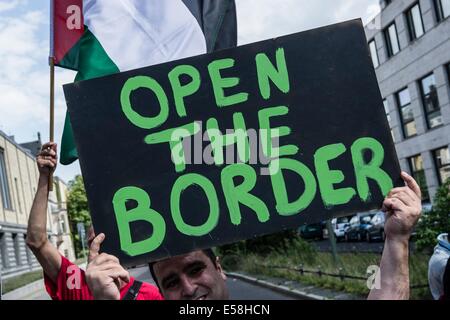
85,233 -> 130,300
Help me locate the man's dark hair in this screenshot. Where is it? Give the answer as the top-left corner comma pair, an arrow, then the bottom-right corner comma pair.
148,249 -> 217,289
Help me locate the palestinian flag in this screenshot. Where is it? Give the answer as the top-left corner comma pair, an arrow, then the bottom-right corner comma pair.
51,0 -> 237,165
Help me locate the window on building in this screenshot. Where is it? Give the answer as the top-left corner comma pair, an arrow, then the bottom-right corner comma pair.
60,217 -> 67,234
384,0 -> 393,8
435,0 -> 450,21
384,23 -> 400,57
408,155 -> 429,200
406,3 -> 425,40
420,73 -> 442,129
383,99 -> 395,142
0,149 -> 12,210
12,233 -> 22,266
0,232 -> 7,269
433,147 -> 450,185
447,63 -> 450,84
369,40 -> 379,68
396,88 -> 417,138
14,178 -> 22,214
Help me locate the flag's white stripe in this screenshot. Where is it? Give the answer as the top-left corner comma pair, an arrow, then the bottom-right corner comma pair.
82,0 -> 207,72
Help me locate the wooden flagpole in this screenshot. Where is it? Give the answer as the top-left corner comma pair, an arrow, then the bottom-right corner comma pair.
49,56 -> 55,191
48,0 -> 55,192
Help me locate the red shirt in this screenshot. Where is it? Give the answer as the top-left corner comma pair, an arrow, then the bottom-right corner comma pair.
44,255 -> 163,300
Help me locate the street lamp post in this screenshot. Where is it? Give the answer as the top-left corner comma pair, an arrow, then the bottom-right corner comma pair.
326,220 -> 340,267
77,223 -> 86,258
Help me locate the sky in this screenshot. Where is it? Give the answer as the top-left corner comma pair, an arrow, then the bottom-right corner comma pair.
0,0 -> 380,184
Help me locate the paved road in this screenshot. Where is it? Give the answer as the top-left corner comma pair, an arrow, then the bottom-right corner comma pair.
16,284 -> 51,300
226,276 -> 297,300
130,266 -> 298,300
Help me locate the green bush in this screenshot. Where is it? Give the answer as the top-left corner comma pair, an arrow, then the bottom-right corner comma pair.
275,237 -> 317,265
220,253 -> 242,271
218,229 -> 302,257
415,179 -> 450,252
67,175 -> 92,258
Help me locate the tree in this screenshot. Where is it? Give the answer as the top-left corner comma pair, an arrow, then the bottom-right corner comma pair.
67,175 -> 91,258
415,178 -> 450,252
218,229 -> 303,256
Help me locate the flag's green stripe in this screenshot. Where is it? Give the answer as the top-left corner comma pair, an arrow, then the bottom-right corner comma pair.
60,27 -> 120,165
56,39 -> 82,71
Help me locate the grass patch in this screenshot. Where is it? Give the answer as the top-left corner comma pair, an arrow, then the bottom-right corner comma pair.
222,238 -> 432,300
2,270 -> 44,294
2,257 -> 88,295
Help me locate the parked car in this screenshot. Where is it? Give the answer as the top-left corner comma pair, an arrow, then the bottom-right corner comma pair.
299,222 -> 325,240
366,211 -> 385,242
365,203 -> 432,242
422,202 -> 433,213
331,216 -> 351,241
344,212 -> 376,242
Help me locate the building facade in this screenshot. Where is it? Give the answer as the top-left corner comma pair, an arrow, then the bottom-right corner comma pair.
48,176 -> 76,263
365,0 -> 450,203
0,131 -> 75,280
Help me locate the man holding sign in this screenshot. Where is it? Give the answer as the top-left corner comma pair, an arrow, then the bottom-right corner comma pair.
86,172 -> 421,300
63,19 -> 422,299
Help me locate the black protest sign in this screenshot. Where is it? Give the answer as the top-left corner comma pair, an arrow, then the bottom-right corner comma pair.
63,19 -> 402,266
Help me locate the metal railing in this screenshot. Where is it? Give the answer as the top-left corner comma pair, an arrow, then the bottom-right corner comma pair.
261,264 -> 429,289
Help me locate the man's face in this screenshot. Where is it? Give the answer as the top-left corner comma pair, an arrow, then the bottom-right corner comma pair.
153,250 -> 229,300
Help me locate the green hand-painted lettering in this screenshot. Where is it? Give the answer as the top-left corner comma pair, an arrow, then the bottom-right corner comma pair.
120,76 -> 169,130
112,186 -> 166,256
206,112 -> 249,165
170,173 -> 219,236
208,58 -> 249,107
256,47 -> 290,100
221,164 -> 270,225
144,122 -> 201,172
168,65 -> 201,117
269,158 -> 317,216
258,106 -> 299,158
351,137 -> 393,201
314,143 -> 356,206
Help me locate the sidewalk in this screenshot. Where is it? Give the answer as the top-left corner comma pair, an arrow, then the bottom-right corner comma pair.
1,262 -> 87,300
2,278 -> 49,300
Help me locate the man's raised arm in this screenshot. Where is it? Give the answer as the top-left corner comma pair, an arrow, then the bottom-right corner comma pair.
26,142 -> 62,283
368,171 -> 422,300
